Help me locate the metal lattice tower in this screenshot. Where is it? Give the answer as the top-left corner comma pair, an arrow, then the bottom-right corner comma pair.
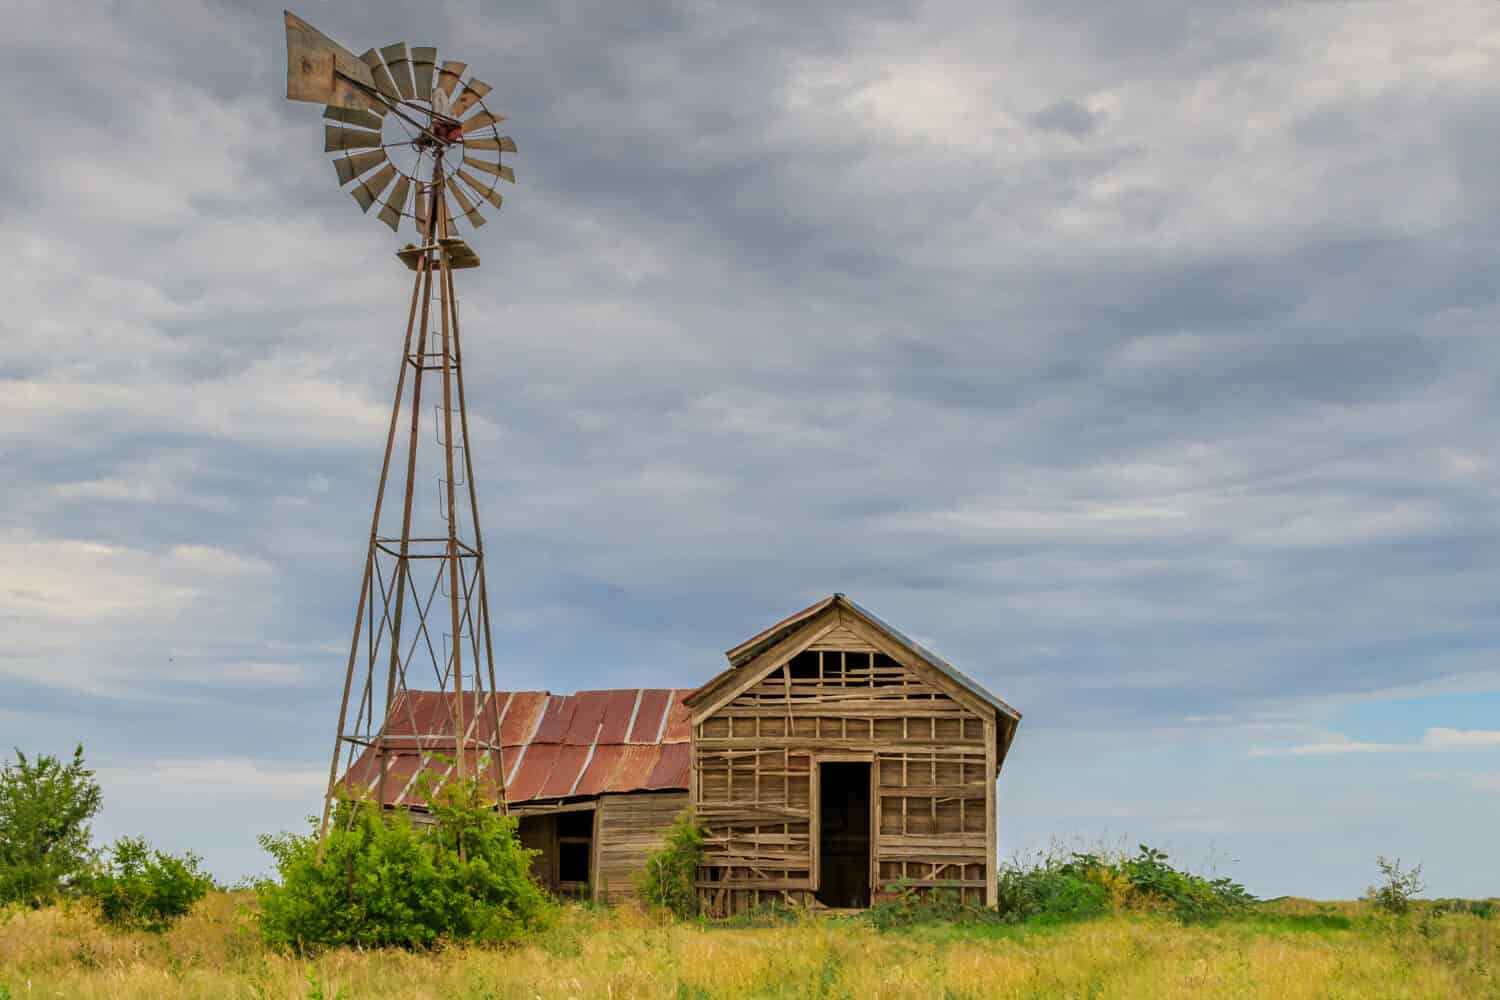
281,11 -> 518,841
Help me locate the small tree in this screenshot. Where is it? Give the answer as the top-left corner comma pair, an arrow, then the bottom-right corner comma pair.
256,774 -> 550,952
1366,856 -> 1425,915
0,745 -> 103,907
84,836 -> 214,932
635,810 -> 704,918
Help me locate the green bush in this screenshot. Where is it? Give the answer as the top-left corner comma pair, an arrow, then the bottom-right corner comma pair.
1365,856 -> 1425,915
0,745 -> 103,908
83,836 -> 214,932
635,810 -> 704,919
991,844 -> 1253,925
1428,898 -> 1498,919
255,776 -> 551,952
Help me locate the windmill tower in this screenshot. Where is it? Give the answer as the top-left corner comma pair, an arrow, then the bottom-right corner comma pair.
282,12 -> 517,840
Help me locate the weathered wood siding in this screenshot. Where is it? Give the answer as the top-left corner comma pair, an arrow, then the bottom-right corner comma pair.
593,790 -> 690,903
694,646 -> 993,915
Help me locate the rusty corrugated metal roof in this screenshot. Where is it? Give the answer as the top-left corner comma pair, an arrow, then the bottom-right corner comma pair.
339,688 -> 690,807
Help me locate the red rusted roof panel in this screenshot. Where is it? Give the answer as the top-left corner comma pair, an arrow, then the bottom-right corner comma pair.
572,743 -> 626,797
628,689 -> 670,743
606,745 -> 661,793
596,689 -> 639,744
564,691 -> 609,745
662,690 -> 691,742
505,743 -> 561,802
538,744 -> 592,799
646,743 -> 691,790
531,695 -> 575,744
500,691 -> 549,744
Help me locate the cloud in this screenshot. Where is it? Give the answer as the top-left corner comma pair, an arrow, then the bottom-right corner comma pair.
94,757 -> 325,804
1252,728 -> 1500,757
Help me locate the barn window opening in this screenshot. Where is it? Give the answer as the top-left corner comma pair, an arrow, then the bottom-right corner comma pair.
556,809 -> 593,889
816,761 -> 871,908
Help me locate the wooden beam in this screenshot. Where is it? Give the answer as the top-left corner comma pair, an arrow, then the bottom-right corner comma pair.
985,717 -> 997,909
591,796 -> 603,904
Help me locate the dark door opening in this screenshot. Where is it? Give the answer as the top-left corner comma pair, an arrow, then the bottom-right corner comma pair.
816,761 -> 871,908
555,809 -> 593,895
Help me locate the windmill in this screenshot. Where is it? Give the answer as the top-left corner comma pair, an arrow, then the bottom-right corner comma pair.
282,11 -> 517,841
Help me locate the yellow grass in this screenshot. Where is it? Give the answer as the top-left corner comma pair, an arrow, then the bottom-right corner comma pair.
2,893 -> 1498,999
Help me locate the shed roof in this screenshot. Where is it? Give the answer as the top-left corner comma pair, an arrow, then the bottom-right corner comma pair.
339,688 -> 691,809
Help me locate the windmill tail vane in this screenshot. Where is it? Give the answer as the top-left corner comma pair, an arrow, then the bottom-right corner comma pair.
283,10 -> 516,847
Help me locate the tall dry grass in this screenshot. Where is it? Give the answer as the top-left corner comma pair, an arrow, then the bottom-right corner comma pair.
1,892 -> 1497,998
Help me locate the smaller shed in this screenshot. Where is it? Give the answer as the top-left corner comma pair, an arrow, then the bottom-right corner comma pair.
340,688 -> 692,902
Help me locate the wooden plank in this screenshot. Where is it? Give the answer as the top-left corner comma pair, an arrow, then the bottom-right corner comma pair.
985,717 -> 997,908
591,796 -> 603,903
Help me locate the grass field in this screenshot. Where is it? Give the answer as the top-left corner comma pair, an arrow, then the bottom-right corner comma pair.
2,893 -> 1497,999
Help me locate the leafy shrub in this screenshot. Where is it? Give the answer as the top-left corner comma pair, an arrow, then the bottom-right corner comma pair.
0,745 -> 103,908
255,776 -> 550,952
1428,898 -> 1498,919
994,860 -> 1110,924
1365,856 -> 1425,915
83,836 -> 213,931
992,844 -> 1252,925
635,810 -> 704,919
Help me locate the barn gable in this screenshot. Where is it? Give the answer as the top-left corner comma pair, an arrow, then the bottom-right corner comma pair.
686,594 -> 1021,771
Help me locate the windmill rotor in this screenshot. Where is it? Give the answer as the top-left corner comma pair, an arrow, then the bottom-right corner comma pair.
285,10 -> 517,237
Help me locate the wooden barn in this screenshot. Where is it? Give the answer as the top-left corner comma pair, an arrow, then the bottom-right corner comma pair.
341,594 -> 1020,912
688,594 -> 1021,914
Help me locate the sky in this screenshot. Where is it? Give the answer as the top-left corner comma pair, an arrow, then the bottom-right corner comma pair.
3,0 -> 1499,900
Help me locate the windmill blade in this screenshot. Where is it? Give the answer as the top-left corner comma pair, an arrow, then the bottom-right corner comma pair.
351,163 -> 398,213
456,168 -> 503,211
284,10 -> 381,113
451,79 -> 491,117
447,182 -> 486,228
378,174 -> 413,232
460,111 -> 507,134
381,43 -> 417,100
324,124 -> 383,152
411,47 -> 437,101
333,148 -> 388,186
359,48 -> 402,102
463,135 -> 516,153
323,105 -> 384,131
464,156 -> 515,184
436,60 -> 467,98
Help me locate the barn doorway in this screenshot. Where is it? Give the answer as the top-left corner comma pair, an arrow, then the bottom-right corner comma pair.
816,761 -> 871,908
555,809 -> 593,896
